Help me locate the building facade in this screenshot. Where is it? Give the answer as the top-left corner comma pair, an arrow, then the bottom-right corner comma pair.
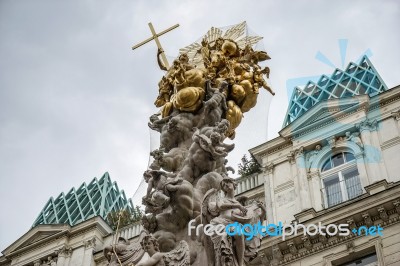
0,173 -> 142,266
243,57 -> 400,265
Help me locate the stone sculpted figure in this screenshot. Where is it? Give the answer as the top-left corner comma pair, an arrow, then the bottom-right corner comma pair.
124,24 -> 273,266
103,232 -> 147,266
201,178 -> 247,266
345,131 -> 364,149
200,177 -> 265,266
306,144 -> 322,172
137,236 -> 190,266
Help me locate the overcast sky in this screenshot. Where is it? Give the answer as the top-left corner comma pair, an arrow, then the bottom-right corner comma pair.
0,0 -> 399,252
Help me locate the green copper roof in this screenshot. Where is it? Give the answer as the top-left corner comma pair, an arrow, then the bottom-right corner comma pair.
283,56 -> 388,127
32,172 -> 133,227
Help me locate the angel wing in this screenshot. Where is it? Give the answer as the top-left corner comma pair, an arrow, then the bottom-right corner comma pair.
178,22 -> 264,68
163,240 -> 190,266
201,188 -> 219,225
122,230 -> 148,265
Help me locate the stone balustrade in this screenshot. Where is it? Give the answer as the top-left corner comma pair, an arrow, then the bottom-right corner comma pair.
235,173 -> 263,195
114,222 -> 143,240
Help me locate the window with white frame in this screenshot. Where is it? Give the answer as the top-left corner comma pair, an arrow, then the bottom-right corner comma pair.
321,152 -> 363,208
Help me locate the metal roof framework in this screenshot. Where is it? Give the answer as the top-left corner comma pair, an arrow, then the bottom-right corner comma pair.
32,172 -> 133,227
283,56 -> 389,127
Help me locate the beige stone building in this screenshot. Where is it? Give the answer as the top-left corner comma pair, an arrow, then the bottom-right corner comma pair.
239,56 -> 400,265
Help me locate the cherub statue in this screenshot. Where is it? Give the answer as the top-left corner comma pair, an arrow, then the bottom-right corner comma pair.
155,76 -> 173,108
199,37 -> 211,69
253,65 -> 275,96
41,256 -> 56,266
142,170 -> 170,210
177,121 -> 231,183
148,114 -> 171,133
137,236 -> 190,266
199,80 -> 228,127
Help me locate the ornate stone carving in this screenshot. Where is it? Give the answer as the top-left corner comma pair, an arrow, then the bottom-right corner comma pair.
391,109 -> 400,120
346,218 -> 356,230
346,241 -> 355,253
306,144 -> 322,171
126,22 -> 274,266
345,131 -> 364,149
318,234 -> 328,244
272,245 -> 283,259
362,213 -> 373,227
84,237 -> 96,249
56,245 -> 72,258
326,136 -> 336,149
266,162 -> 274,174
294,147 -> 304,159
287,151 -> 296,164
378,206 -> 389,221
287,240 -> 298,255
259,251 -> 270,265
301,236 -> 313,250
200,177 -> 266,265
33,260 -> 41,266
393,199 -> 400,214
356,118 -> 378,132
40,256 -> 57,266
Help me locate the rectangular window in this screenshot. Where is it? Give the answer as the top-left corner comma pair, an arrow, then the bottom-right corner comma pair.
343,168 -> 362,200
339,253 -> 377,266
323,175 -> 342,207
322,164 -> 362,208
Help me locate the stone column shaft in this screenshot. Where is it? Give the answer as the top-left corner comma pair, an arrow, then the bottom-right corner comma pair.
295,147 -> 312,210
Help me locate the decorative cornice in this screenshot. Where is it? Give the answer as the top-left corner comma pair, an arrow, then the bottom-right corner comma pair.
261,198 -> 400,265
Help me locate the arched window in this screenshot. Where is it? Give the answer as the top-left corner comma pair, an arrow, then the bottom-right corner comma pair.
321,152 -> 362,208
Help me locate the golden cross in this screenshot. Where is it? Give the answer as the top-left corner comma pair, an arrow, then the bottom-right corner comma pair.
132,22 -> 179,69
